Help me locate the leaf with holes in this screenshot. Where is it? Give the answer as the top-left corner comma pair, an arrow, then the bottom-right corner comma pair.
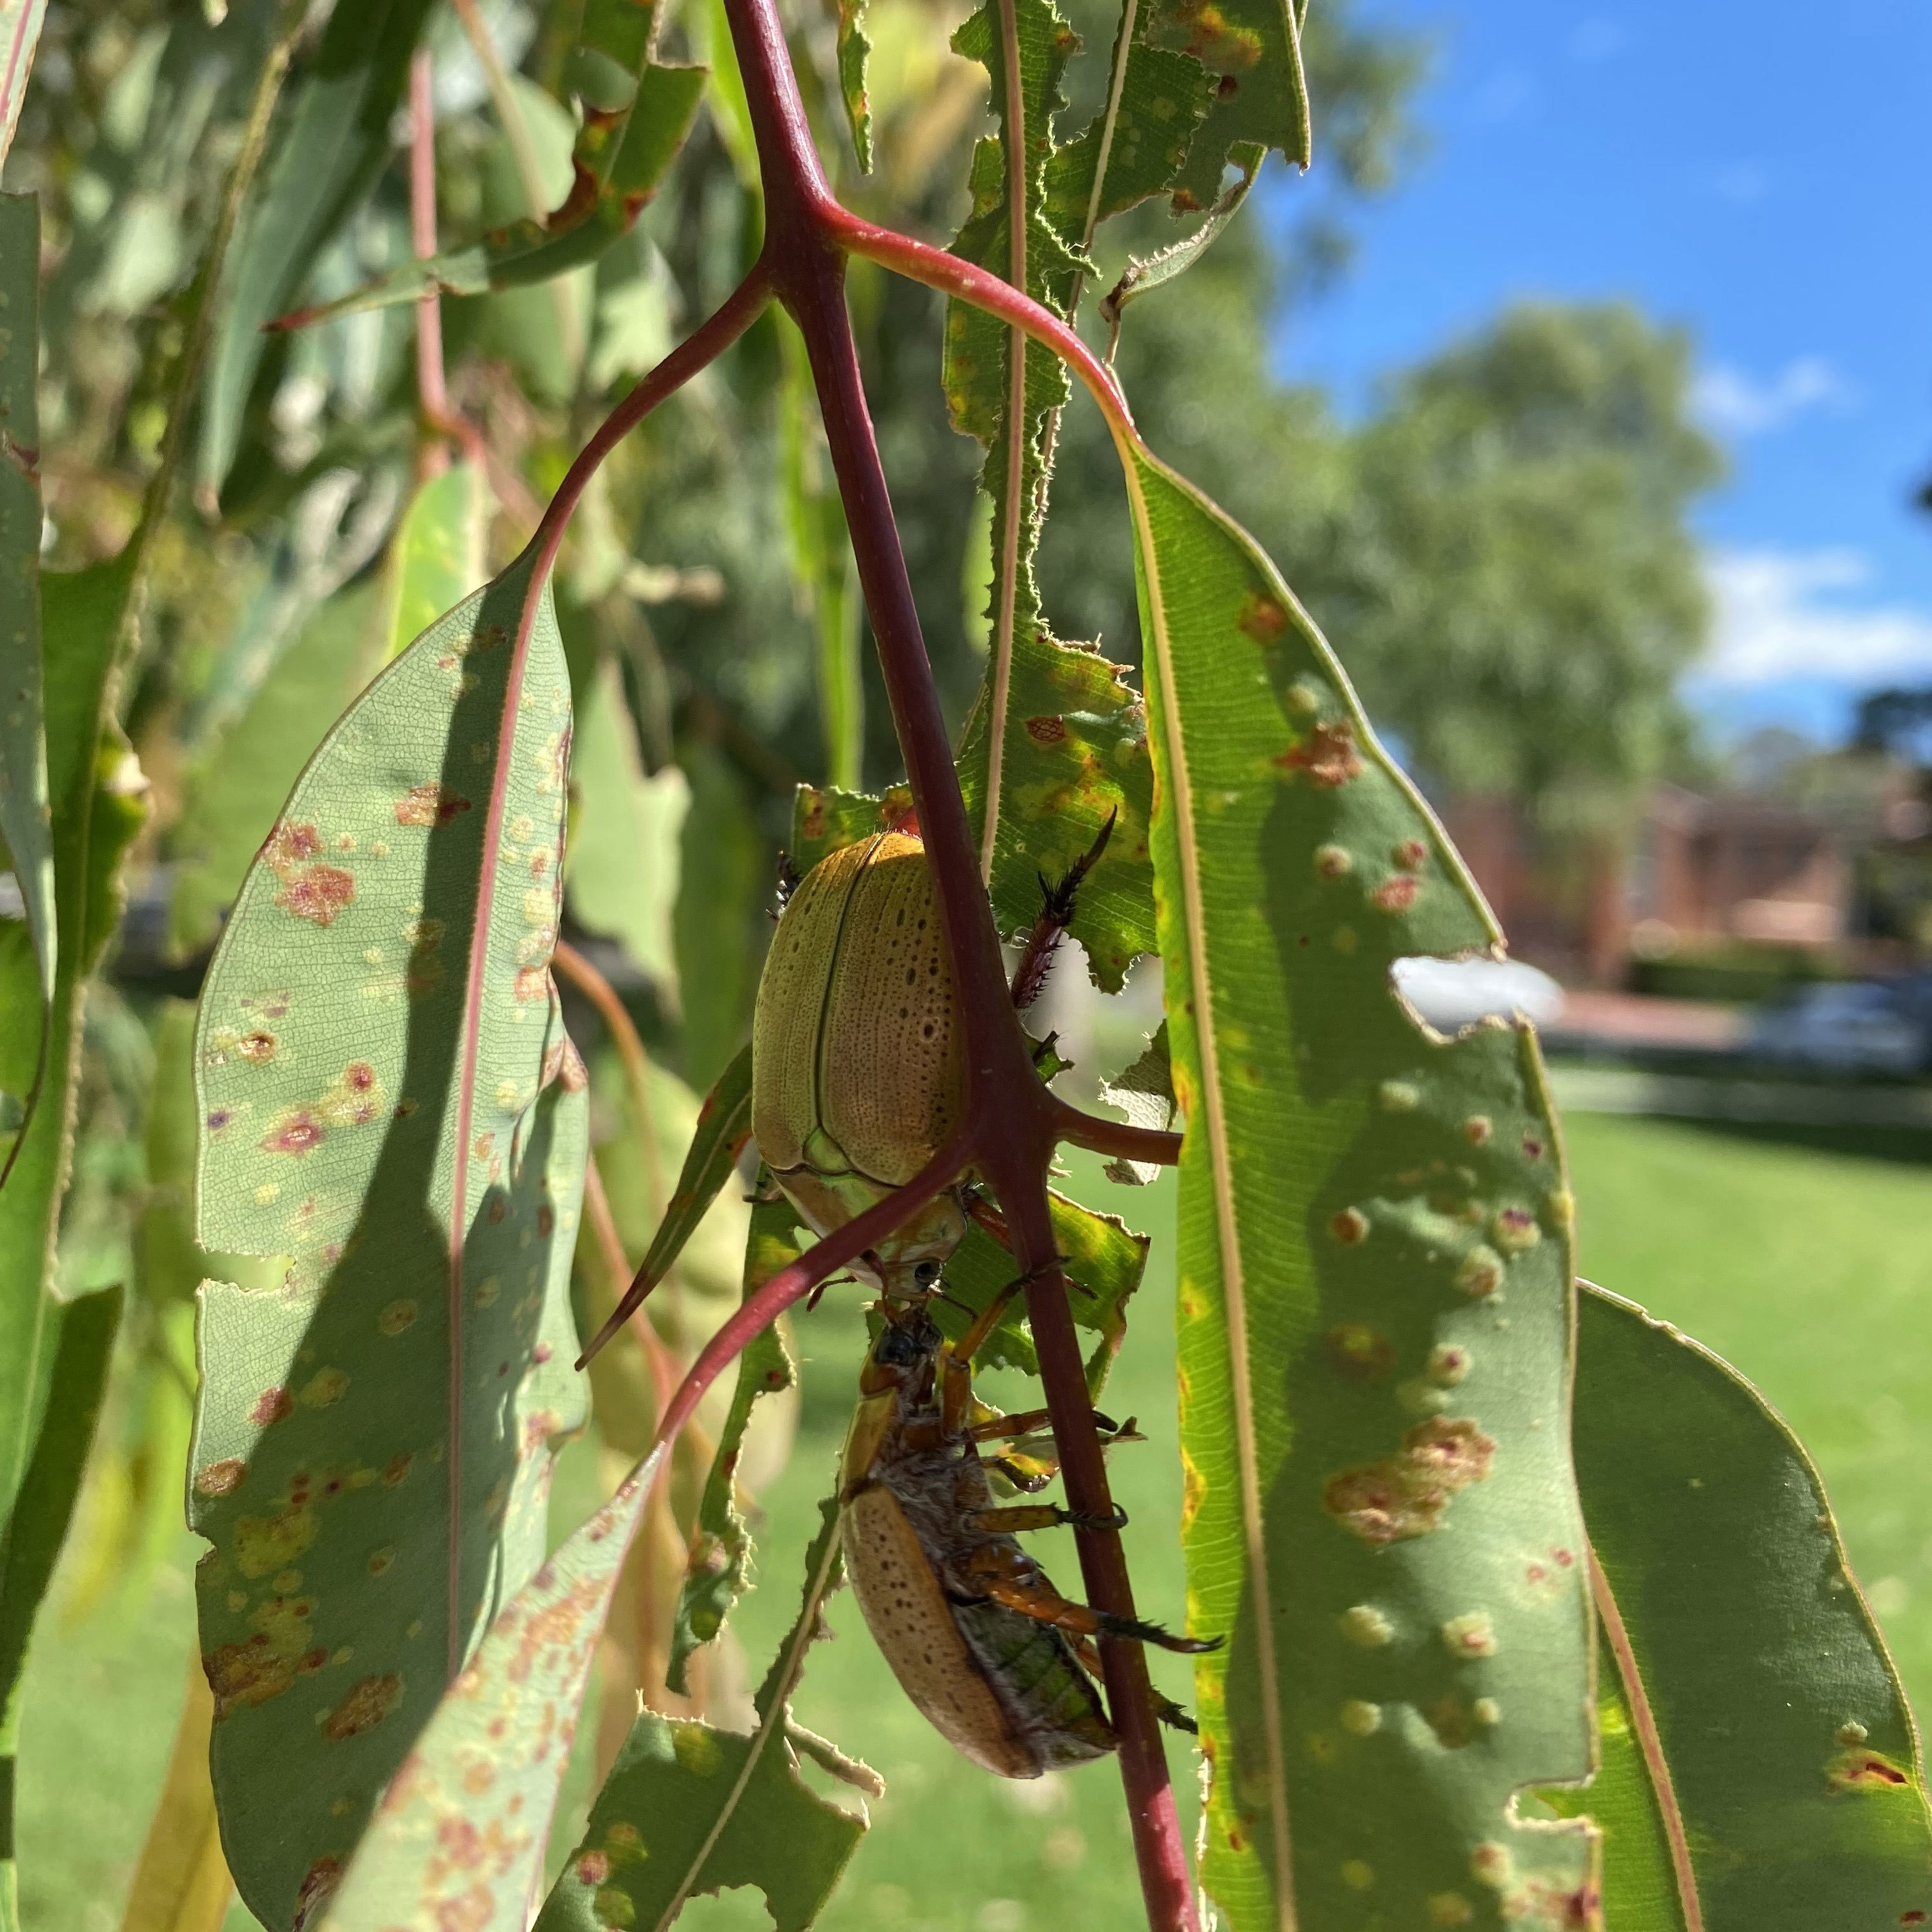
188,553 -> 594,1931
1149,0 -> 1309,209
1541,1284 -> 1932,1927
540,1496 -> 870,1932
666,1190 -> 801,1693
1123,441 -> 1596,1925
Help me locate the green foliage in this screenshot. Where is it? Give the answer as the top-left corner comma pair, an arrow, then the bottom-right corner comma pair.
188,560 -> 591,1928
1124,444 -> 1595,1921
1554,1284 -> 1932,1923
542,1500 -> 871,1932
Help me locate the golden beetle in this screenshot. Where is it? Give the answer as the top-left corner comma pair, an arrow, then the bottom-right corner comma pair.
839,1296 -> 1210,1777
751,829 -> 972,1305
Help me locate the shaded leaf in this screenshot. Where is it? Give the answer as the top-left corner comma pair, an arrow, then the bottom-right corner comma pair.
0,1284 -> 123,1926
313,1448 -> 665,1932
577,1043 -> 755,1370
0,0 -> 45,167
117,1650 -> 234,1932
954,627 -> 1155,992
1123,443 -> 1596,1922
1097,1020 -> 1174,1185
382,463 -> 488,664
189,553 -> 592,1929
168,581 -> 387,959
1544,1284 -> 1932,1926
0,194 -> 55,1166
1150,0 -> 1310,209
567,657 -> 689,999
1,557 -> 146,1545
673,741 -> 769,1090
666,1190 -> 800,1692
540,1496 -> 869,1932
198,0 -> 440,496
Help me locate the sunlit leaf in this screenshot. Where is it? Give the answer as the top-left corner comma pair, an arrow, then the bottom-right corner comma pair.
168,581 -> 387,959
1149,0 -> 1310,208
382,463 -> 489,664
567,657 -> 689,1000
1544,1284 -> 1932,1925
539,1497 -> 870,1932
1,556 -> 146,1545
312,1449 -> 664,1932
1096,1020 -> 1174,1186
0,0 -> 43,167
787,781 -> 911,877
0,193 -> 55,1167
189,553 -> 594,1929
666,1190 -> 800,1692
954,628 -> 1155,992
1123,442 -> 1596,1923
0,1284 -> 122,1924
836,0 -> 871,171
197,0 -> 440,496
1100,139 -> 1262,337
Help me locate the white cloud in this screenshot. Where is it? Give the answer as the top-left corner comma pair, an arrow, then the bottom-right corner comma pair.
1701,548 -> 1932,686
1690,356 -> 1858,436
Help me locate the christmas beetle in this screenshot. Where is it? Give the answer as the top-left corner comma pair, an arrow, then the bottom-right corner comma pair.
839,1292 -> 1213,1778
751,828 -> 971,1305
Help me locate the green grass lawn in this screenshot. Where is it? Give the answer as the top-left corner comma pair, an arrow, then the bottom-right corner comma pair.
16,1117 -> 1932,1931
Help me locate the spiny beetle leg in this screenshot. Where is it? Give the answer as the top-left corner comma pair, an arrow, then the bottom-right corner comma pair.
1153,1695 -> 1200,1736
962,1502 -> 1128,1535
1009,807 -> 1118,1011
979,1575 -> 1223,1655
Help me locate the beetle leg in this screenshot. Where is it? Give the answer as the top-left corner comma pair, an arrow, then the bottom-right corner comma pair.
962,1503 -> 1128,1535
1009,808 -> 1118,1011
964,1405 -> 1054,1442
978,1576 -> 1223,1655
960,1196 -> 1098,1301
1064,1634 -> 1201,1733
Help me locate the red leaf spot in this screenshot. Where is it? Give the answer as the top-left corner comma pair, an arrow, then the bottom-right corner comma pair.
261,1110 -> 325,1157
1275,720 -> 1363,787
394,783 -> 473,827
274,866 -> 355,926
1372,874 -> 1420,912
577,1852 -> 611,1886
266,822 -> 325,870
1237,592 -> 1287,641
1392,839 -> 1427,871
250,1388 -> 293,1426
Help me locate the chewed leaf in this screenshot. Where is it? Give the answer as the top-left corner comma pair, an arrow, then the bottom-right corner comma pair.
667,1191 -> 800,1692
788,782 -> 913,877
189,553 -> 595,1929
955,629 -> 1155,992
1098,1022 -> 1176,1186
1547,1285 -> 1932,1925
312,1447 -> 664,1932
1149,0 -> 1310,209
1100,140 -> 1262,335
540,1498 -> 869,1932
1122,441 -> 1595,1923
0,0 -> 47,167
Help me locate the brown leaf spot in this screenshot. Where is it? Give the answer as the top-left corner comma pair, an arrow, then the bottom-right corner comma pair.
378,1300 -> 417,1336
1491,1206 -> 1542,1253
394,782 -> 473,828
383,1453 -> 414,1486
1324,1324 -> 1393,1380
237,1031 -> 277,1064
195,1457 -> 247,1496
291,1858 -> 341,1932
1329,1207 -> 1369,1245
1025,714 -> 1068,743
1314,843 -> 1353,878
1275,720 -> 1363,787
1455,1246 -> 1505,1298
514,965 -> 550,1003
322,1673 -> 403,1741
1237,592 -> 1288,641
1828,1747 -> 1912,1791
576,1852 -> 611,1887
1322,1462 -> 1448,1545
1392,839 -> 1428,871
249,1387 -> 293,1426
265,822 -> 325,871
275,866 -> 355,926
1373,874 -> 1420,912
204,1635 -> 296,1717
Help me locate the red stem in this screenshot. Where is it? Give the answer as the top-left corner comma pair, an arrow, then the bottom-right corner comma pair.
707,4 -> 1196,1924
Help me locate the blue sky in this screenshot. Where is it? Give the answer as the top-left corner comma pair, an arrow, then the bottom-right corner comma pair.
1264,0 -> 1932,750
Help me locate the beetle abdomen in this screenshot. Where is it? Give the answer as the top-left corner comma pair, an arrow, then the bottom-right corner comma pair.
954,1601 -> 1117,1771
841,1485 -> 1038,1777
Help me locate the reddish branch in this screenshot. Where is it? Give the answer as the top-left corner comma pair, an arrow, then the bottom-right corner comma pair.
523,5 -> 1193,1922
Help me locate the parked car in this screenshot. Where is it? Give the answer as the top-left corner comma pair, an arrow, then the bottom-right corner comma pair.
1747,980 -> 1929,1076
